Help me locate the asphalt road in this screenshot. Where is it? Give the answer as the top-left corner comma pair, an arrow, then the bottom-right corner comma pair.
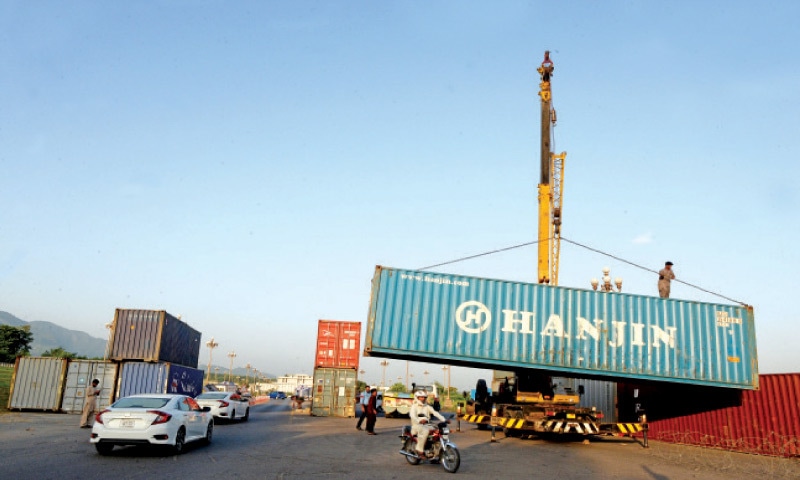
0,400 -> 797,480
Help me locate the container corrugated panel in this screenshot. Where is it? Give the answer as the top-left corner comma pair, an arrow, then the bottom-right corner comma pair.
116,361 -> 205,399
8,357 -> 68,411
365,266 -> 758,389
310,367 -> 356,417
61,360 -> 118,413
552,376 -> 619,423
165,364 -> 204,398
644,373 -> 800,457
109,309 -> 202,367
116,362 -> 169,399
315,320 -> 362,370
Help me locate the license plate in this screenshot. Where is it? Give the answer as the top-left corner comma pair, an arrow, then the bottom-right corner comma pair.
120,419 -> 135,428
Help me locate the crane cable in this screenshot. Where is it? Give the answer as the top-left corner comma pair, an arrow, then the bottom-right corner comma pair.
419,236 -> 749,307
418,240 -> 541,270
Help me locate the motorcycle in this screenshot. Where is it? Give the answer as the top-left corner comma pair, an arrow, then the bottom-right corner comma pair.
399,421 -> 461,473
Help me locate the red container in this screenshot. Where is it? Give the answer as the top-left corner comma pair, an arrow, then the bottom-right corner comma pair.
314,320 -> 361,370
640,374 -> 800,457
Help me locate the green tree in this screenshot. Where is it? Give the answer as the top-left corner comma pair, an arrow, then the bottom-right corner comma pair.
388,382 -> 407,393
0,325 -> 34,363
41,347 -> 83,359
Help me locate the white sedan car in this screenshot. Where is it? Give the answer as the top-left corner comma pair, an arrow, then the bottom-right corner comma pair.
195,391 -> 250,421
90,394 -> 214,455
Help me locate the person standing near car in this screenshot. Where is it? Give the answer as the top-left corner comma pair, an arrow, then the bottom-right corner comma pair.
356,385 -> 370,430
80,379 -> 101,428
365,388 -> 379,435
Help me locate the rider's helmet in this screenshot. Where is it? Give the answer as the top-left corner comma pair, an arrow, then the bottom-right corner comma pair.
415,390 -> 428,399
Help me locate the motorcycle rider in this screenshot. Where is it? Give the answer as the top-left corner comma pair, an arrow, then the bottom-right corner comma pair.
409,390 -> 447,458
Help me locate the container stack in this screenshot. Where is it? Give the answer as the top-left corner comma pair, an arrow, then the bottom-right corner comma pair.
310,320 -> 360,417
109,309 -> 205,400
6,308 -> 206,413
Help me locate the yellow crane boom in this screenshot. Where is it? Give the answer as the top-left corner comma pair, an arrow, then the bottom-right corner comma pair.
536,51 -> 566,286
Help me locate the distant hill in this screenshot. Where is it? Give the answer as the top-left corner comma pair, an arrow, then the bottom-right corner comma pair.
0,311 -> 107,358
0,311 -> 277,376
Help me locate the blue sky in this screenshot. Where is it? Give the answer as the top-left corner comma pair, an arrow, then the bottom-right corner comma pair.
2,1 -> 798,390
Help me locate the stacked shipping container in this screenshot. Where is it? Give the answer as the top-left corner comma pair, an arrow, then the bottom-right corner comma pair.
7,357 -> 68,411
110,309 -> 204,399
310,320 -> 360,417
6,308 -> 206,412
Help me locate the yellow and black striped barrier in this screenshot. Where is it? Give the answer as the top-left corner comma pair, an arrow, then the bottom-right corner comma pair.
498,417 -> 526,429
461,414 -> 490,424
615,423 -> 645,434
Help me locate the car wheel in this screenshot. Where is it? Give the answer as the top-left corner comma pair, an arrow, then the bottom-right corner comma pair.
173,427 -> 186,454
242,408 -> 249,422
203,422 -> 213,445
95,443 -> 114,456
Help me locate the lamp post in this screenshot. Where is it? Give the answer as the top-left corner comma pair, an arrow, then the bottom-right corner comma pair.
245,363 -> 251,387
227,351 -> 237,383
104,322 -> 114,361
423,370 -> 429,385
379,360 -> 389,388
590,267 -> 623,293
205,337 -> 219,385
214,367 -> 219,382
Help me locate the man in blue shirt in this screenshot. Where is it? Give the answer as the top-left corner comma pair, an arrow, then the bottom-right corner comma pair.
356,386 -> 370,430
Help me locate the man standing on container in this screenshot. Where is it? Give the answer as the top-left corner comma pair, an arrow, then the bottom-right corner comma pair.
356,385 -> 369,430
658,261 -> 676,298
80,379 -> 101,428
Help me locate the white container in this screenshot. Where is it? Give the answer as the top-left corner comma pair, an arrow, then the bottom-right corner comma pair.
8,357 -> 68,411
61,360 -> 118,414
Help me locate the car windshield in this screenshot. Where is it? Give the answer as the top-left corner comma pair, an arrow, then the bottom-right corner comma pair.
196,393 -> 228,400
112,397 -> 171,409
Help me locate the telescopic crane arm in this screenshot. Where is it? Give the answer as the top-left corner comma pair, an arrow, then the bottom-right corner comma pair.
536,51 -> 566,286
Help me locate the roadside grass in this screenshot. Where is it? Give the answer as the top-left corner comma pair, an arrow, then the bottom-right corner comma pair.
0,365 -> 13,412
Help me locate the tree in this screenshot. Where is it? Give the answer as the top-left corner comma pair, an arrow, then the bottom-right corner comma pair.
0,325 -> 34,363
41,347 -> 84,359
389,382 -> 407,393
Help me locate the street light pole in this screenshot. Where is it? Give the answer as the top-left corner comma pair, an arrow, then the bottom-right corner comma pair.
205,337 -> 219,385
104,322 -> 114,361
227,351 -> 237,383
379,360 -> 389,388
245,363 -> 251,387
590,267 -> 623,293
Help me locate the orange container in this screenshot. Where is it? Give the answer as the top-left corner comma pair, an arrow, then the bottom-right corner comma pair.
315,320 -> 361,370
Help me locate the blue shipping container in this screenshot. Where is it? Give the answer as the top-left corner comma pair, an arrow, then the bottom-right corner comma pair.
116,362 -> 205,399
365,266 -> 758,390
